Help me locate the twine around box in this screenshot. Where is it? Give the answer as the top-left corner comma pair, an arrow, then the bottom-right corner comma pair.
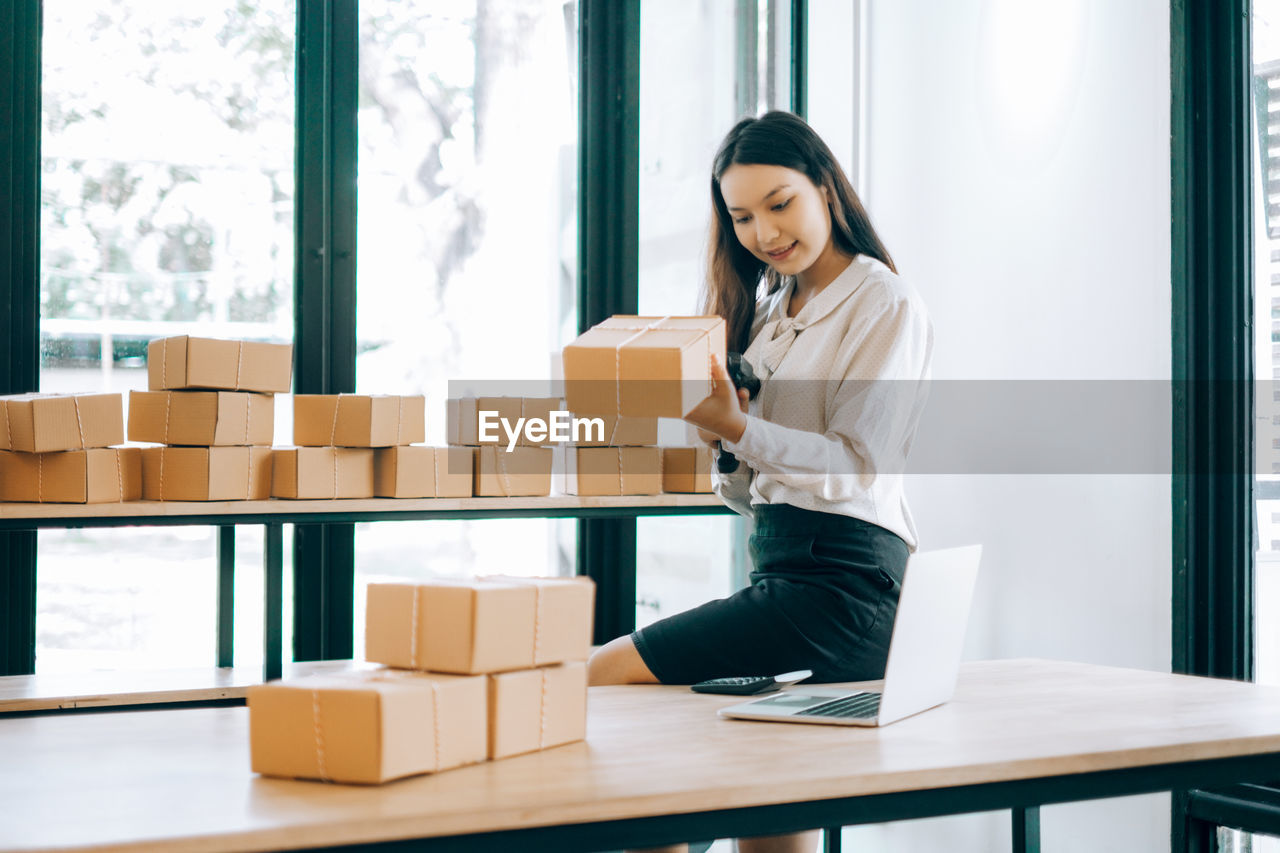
308,680 -> 444,783
161,337 -> 250,390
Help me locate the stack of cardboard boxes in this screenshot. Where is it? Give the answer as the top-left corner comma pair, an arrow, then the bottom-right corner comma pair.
273,394 -> 428,499
0,324 -> 719,504
0,392 -> 139,503
558,410 -> 664,496
130,336 -> 290,501
445,396 -> 558,496
249,575 -> 593,784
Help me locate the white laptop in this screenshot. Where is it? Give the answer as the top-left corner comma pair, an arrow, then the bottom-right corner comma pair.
718,544 -> 982,727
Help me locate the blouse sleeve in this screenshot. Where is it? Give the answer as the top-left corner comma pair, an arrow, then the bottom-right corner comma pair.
720,283 -> 931,500
710,446 -> 755,519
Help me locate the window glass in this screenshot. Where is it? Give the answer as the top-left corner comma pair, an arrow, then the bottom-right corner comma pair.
38,0 -> 296,672
1254,0 -> 1280,688
1219,828 -> 1280,852
635,1 -> 790,626
352,0 -> 579,648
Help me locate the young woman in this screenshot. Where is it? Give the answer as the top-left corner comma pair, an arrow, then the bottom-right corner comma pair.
588,111 -> 932,853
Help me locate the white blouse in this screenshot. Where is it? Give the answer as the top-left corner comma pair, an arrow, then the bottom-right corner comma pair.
714,254 -> 933,550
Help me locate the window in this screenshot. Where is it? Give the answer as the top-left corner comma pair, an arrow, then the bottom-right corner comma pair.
4,1 -> 782,678
37,0 -> 296,672
1174,0 -> 1278,846
351,0 -> 579,654
635,0 -> 793,627
1255,0 -> 1280,690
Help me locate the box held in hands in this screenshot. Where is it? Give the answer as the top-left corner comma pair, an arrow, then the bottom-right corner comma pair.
566,411 -> 658,447
562,316 -> 727,418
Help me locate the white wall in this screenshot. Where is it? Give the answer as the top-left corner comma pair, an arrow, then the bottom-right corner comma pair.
811,1 -> 1172,849
806,0 -> 857,180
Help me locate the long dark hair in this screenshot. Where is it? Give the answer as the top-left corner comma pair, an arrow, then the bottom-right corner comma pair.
703,111 -> 896,352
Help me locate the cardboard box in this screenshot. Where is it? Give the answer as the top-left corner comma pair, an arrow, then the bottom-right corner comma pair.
488,662 -> 588,759
140,447 -> 272,501
434,447 -> 475,497
373,445 -> 431,498
562,316 -> 727,418
366,579 -> 537,674
661,446 -> 714,493
479,575 -> 595,666
248,671 -> 488,784
0,447 -> 141,503
293,395 -> 426,447
560,446 -> 663,496
566,412 -> 658,447
2,393 -> 123,453
446,396 -> 563,447
148,336 -> 292,393
0,403 -> 9,450
373,446 -> 473,498
474,446 -> 552,497
365,575 -> 594,674
127,390 -> 273,446
271,447 -> 375,499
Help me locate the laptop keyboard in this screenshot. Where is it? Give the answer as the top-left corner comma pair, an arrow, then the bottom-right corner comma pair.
800,693 -> 881,719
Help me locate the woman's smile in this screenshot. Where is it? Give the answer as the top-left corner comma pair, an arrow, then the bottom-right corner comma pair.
765,241 -> 797,261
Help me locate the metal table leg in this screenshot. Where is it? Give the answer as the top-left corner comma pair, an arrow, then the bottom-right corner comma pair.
579,518 -> 637,644
216,526 -> 235,668
824,825 -> 842,852
0,530 -> 38,676
263,523 -> 283,682
1013,806 -> 1041,853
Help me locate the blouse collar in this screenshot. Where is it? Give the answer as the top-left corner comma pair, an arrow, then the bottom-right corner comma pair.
766,254 -> 875,327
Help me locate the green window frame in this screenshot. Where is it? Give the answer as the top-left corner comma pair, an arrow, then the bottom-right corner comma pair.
0,0 -> 808,673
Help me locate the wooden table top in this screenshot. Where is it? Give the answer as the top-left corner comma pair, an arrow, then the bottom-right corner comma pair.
0,661 -> 371,713
3,659 -> 1280,852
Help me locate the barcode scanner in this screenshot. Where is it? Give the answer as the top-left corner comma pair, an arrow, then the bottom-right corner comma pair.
716,353 -> 762,474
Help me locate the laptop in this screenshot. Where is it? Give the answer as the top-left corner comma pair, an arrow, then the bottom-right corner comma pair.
718,544 -> 982,727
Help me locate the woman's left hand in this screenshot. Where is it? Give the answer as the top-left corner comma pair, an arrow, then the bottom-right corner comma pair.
684,354 -> 748,444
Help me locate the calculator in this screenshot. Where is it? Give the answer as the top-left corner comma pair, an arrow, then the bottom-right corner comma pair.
690,670 -> 813,695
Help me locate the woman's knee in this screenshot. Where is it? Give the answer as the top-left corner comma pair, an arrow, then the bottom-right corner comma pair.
588,635 -> 661,686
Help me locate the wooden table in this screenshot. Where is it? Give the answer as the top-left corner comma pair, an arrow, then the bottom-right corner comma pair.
0,494 -> 732,683
0,660 -> 369,713
3,659 -> 1280,852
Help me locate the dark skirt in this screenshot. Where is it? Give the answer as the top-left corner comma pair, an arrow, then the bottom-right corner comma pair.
630,503 -> 909,684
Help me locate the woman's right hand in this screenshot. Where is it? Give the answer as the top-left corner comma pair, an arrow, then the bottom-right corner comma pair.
695,385 -> 749,446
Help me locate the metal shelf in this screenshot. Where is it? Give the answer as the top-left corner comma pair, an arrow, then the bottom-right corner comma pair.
4,494 -> 732,686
